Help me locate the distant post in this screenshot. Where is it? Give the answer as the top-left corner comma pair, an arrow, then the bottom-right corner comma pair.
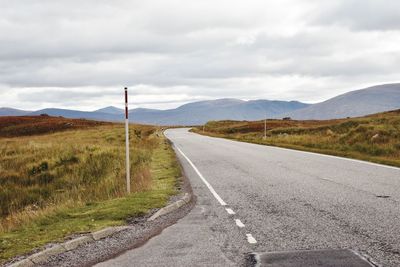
263,112 -> 267,140
125,87 -> 131,194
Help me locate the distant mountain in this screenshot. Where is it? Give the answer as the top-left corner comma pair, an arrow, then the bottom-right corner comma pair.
21,99 -> 308,125
0,108 -> 30,116
28,108 -> 122,121
95,106 -> 124,114
3,99 -> 306,125
286,83 -> 400,120
3,83 -> 399,124
130,99 -> 309,125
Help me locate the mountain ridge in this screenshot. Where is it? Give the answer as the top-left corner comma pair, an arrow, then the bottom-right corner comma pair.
95,106 -> 124,114
286,83 -> 400,120
0,108 -> 31,116
1,83 -> 400,125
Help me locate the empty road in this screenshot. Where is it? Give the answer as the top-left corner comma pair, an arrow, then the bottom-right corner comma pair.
98,128 -> 400,266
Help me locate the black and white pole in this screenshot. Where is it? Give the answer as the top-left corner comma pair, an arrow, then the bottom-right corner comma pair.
125,87 -> 131,194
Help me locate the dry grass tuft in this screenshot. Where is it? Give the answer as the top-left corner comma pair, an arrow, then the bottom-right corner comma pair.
0,116 -> 182,263
0,119 -> 158,233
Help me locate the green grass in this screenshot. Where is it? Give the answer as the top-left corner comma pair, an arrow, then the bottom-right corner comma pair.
193,109 -> 400,167
0,124 -> 158,221
0,120 -> 180,264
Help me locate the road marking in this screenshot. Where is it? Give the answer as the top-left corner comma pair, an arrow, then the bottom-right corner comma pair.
226,208 -> 236,215
176,144 -> 257,246
176,147 -> 227,206
196,131 -> 400,171
246,234 -> 257,244
265,144 -> 400,171
235,219 -> 245,228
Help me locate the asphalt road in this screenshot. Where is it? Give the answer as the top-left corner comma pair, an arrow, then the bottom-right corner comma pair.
98,128 -> 400,266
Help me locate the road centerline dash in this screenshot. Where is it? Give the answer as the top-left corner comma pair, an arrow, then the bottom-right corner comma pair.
176,147 -> 227,206
176,145 -> 258,247
246,234 -> 257,244
235,219 -> 245,228
226,208 -> 236,215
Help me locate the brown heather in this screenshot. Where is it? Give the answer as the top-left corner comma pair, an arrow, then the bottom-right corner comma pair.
0,117 -> 157,232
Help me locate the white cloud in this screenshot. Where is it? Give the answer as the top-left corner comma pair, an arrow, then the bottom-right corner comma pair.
0,0 -> 399,110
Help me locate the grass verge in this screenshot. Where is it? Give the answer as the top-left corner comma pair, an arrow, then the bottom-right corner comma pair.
193,109 -> 400,168
0,120 -> 180,264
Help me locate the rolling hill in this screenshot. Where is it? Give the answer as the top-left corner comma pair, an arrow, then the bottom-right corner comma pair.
1,100 -> 309,125
1,83 -> 399,125
131,99 -> 309,125
95,106 -> 124,114
28,108 -> 123,121
0,108 -> 30,116
286,83 -> 400,120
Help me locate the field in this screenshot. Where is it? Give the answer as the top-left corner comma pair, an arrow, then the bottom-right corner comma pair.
0,115 -> 108,137
0,116 -> 180,263
193,109 -> 400,167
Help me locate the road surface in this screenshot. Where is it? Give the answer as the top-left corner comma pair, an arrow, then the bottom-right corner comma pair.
98,128 -> 400,266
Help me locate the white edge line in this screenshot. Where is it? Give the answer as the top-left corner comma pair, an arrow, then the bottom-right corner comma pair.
226,208 -> 236,215
176,147 -> 227,206
235,219 -> 245,228
266,144 -> 400,171
175,142 -> 255,246
246,234 -> 257,244
195,132 -> 400,171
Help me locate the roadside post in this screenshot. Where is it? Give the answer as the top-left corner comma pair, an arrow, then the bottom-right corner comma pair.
263,112 -> 267,140
125,87 -> 131,194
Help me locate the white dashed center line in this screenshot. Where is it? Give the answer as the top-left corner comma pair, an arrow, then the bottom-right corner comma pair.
176,146 -> 257,244
235,219 -> 245,228
246,234 -> 257,244
226,208 -> 236,215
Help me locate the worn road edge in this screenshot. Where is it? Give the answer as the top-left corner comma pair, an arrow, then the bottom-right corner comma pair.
148,193 -> 191,221
5,192 -> 193,267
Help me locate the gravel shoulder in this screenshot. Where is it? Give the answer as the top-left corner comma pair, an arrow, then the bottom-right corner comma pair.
36,169 -> 195,267
37,201 -> 195,267
10,140 -> 196,267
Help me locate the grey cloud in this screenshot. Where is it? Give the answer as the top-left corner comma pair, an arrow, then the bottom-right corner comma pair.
17,89 -> 120,103
311,0 -> 400,31
0,0 -> 399,110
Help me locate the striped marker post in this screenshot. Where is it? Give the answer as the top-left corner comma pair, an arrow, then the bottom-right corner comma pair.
263,110 -> 267,140
125,87 -> 131,193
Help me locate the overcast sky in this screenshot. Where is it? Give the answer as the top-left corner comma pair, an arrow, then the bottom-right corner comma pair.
1,0 -> 399,111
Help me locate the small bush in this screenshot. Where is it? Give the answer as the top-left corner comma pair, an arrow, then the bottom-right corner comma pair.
28,162 -> 49,176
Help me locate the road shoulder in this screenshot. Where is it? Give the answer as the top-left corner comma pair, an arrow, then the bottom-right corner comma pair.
3,136 -> 195,267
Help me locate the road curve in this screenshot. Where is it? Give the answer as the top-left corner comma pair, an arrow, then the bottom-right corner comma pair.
97,128 -> 400,266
